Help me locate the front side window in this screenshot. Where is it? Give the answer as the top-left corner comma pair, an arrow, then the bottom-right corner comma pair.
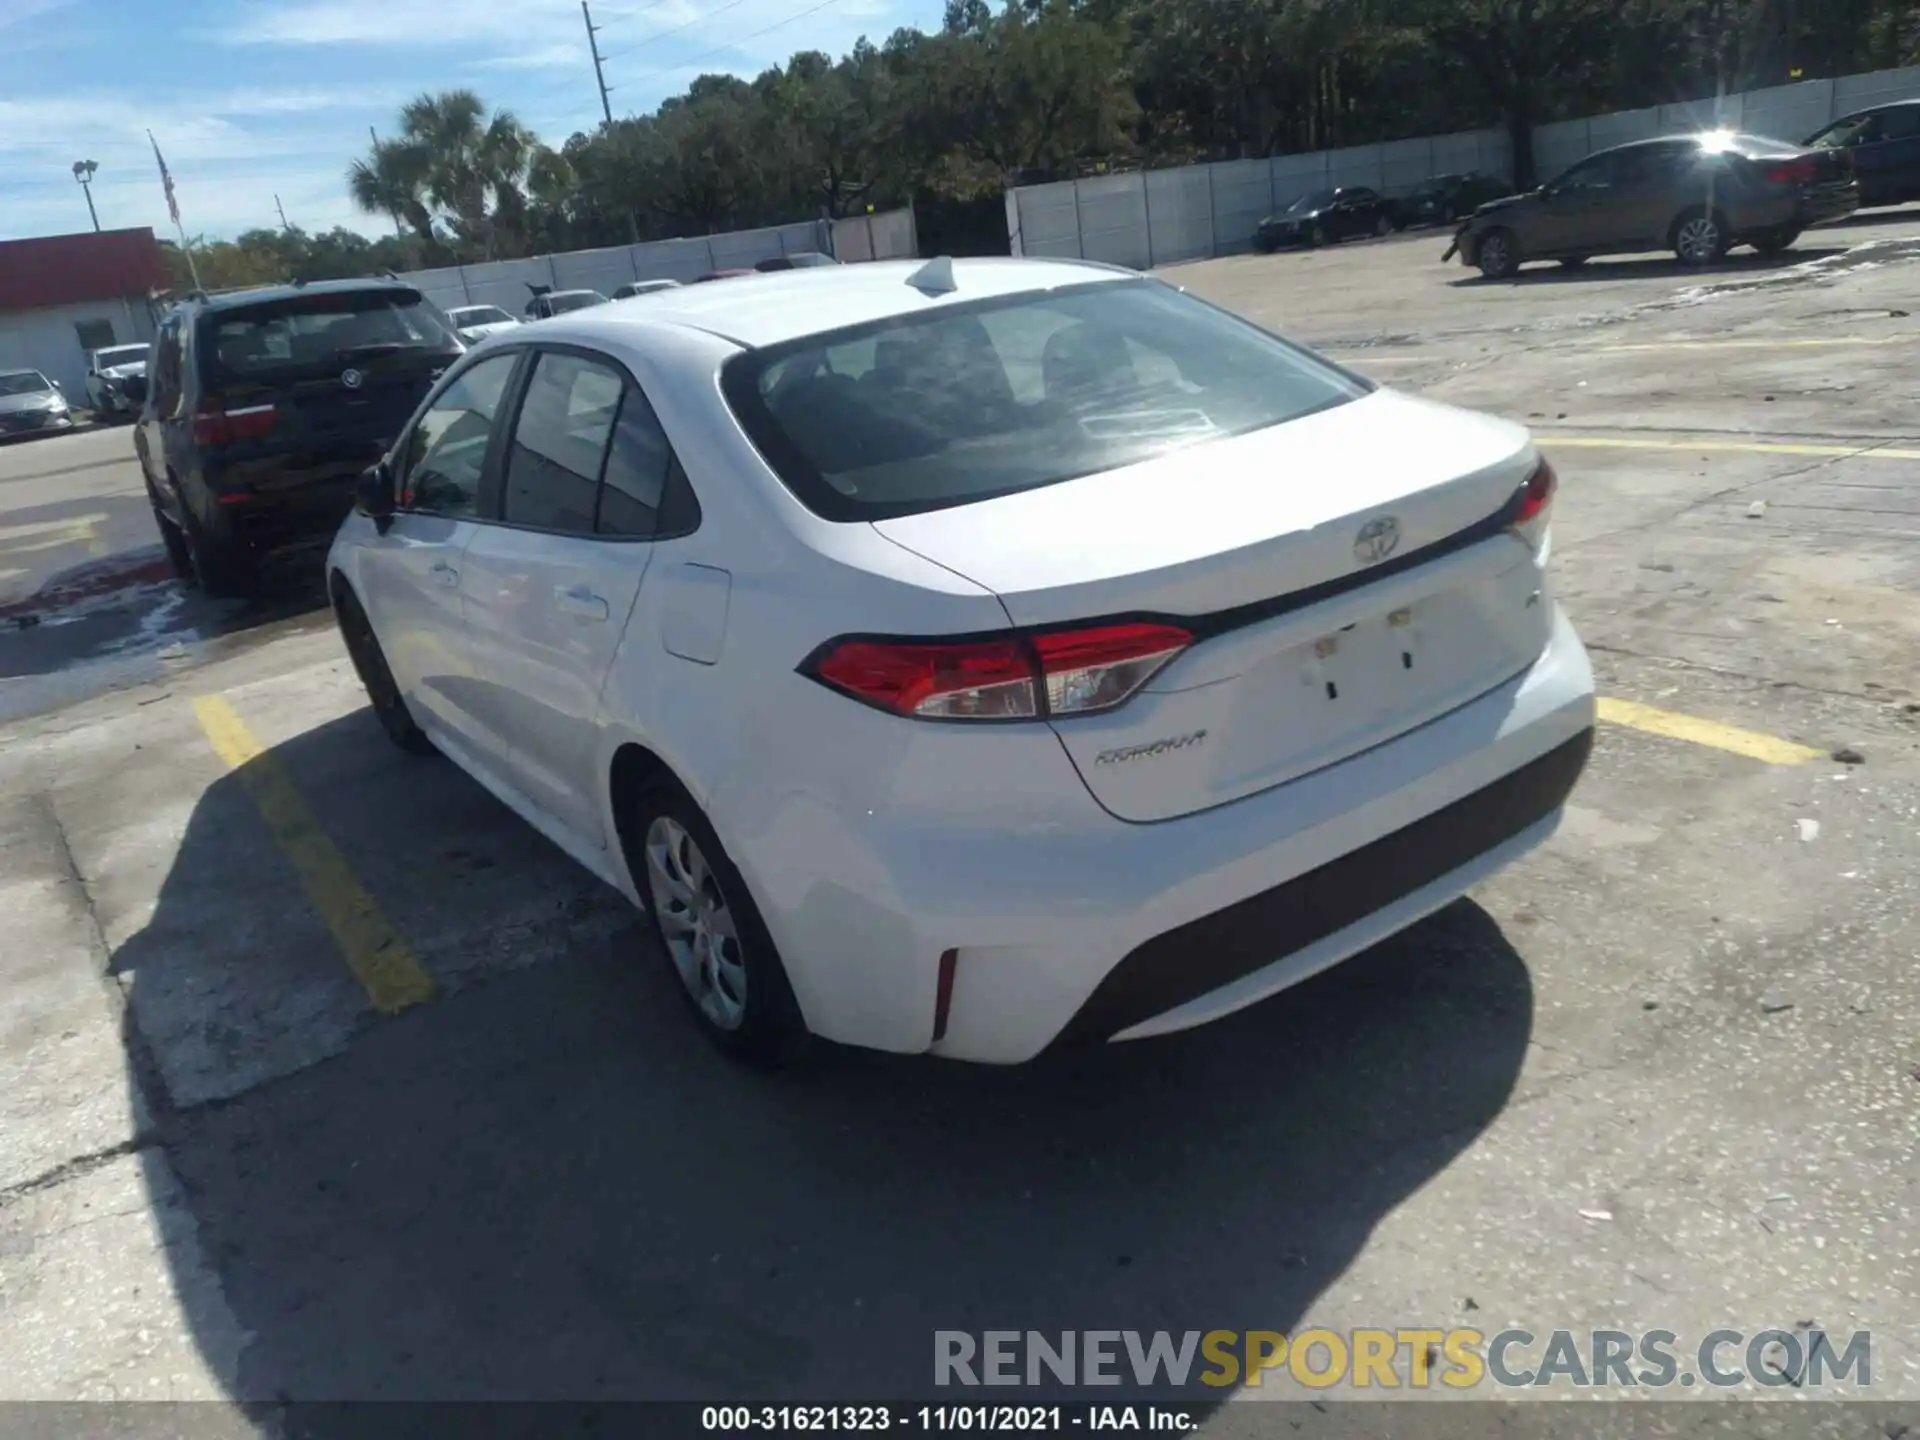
722,278 -> 1370,522
1809,113 -> 1881,149
396,352 -> 520,518
501,352 -> 623,534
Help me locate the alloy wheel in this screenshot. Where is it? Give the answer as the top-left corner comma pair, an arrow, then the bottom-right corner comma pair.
644,816 -> 748,1031
1677,216 -> 1722,263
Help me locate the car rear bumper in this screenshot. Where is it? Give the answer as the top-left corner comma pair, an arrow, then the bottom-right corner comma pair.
1796,182 -> 1860,227
742,602 -> 1596,1063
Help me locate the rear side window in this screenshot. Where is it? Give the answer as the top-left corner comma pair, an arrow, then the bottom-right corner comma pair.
502,352 -> 622,534
721,280 -> 1369,522
1881,107 -> 1920,141
597,391 -> 674,537
205,291 -> 458,377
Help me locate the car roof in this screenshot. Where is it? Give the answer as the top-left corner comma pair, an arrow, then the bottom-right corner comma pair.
185,278 -> 423,313
0,368 -> 46,378
531,257 -> 1138,350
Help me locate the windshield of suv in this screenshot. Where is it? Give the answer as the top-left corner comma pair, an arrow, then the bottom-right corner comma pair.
95,345 -> 148,369
450,306 -> 513,326
1288,190 -> 1336,214
722,278 -> 1370,522
205,291 -> 459,375
547,291 -> 606,314
0,371 -> 52,396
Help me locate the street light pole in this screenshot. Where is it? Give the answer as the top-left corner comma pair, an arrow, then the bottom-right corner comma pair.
71,160 -> 100,232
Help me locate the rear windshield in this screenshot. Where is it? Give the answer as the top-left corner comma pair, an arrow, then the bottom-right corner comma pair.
0,371 -> 52,395
548,292 -> 605,314
721,279 -> 1371,522
203,291 -> 458,376
452,306 -> 513,326
96,345 -> 148,368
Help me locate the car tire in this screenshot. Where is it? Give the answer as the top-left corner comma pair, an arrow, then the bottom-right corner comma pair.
630,779 -> 807,1066
150,493 -> 193,581
179,507 -> 257,600
335,587 -> 434,755
1751,227 -> 1801,255
1672,207 -> 1731,266
1373,214 -> 1392,237
1439,204 -> 1456,225
1475,227 -> 1521,279
1252,235 -> 1276,255
1310,223 -> 1329,248
1558,256 -> 1590,270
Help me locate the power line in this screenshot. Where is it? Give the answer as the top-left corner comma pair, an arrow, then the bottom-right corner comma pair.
598,0 -> 760,64
591,0 -> 691,33
618,0 -> 847,90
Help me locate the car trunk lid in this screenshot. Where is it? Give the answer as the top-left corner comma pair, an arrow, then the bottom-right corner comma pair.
873,389 -> 1553,822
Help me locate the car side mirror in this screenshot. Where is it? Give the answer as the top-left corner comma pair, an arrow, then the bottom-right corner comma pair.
358,460 -> 396,533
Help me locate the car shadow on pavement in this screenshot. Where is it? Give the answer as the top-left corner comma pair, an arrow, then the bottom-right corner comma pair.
108,705 -> 1537,1416
1448,245 -> 1846,287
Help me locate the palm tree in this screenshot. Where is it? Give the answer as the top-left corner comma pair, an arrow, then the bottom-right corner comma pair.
347,140 -> 436,244
350,90 -> 541,260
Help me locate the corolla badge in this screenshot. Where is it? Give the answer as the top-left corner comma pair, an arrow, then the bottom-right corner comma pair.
341,368 -> 364,390
1353,515 -> 1402,565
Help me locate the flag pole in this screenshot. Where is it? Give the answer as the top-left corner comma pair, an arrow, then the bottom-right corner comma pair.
148,129 -> 201,291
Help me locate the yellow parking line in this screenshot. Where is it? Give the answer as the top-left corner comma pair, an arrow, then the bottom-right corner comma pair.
192,695 -> 435,1015
1598,335 -> 1911,353
1597,697 -> 1826,765
1542,435 -> 1920,461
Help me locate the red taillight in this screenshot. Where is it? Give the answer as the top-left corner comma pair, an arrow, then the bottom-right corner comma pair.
192,399 -> 278,446
1766,156 -> 1820,185
805,621 -> 1193,721
1514,458 -> 1557,528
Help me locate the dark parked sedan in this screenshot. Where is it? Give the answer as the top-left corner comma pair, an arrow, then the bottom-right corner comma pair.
1804,99 -> 1920,208
1392,172 -> 1514,229
1447,131 -> 1858,279
1253,186 -> 1397,251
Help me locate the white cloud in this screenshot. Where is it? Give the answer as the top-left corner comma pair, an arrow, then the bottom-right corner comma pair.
220,0 -> 586,48
473,43 -> 589,71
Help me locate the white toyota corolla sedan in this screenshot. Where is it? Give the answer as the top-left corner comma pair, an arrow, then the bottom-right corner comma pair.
326,256 -> 1596,1064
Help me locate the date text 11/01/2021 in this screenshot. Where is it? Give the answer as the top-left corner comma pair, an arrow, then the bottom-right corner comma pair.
702,1405 -> 1198,1432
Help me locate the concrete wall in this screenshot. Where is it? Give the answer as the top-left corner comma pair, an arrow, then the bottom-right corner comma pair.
0,296 -> 157,403
1008,63 -> 1920,268
397,207 -> 919,315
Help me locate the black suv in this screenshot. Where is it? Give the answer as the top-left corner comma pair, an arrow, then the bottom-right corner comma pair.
136,279 -> 464,596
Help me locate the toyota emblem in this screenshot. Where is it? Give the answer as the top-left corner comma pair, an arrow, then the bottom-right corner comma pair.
1353,515 -> 1402,565
341,367 -> 364,390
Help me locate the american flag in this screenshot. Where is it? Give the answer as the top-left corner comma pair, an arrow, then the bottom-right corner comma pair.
148,131 -> 180,224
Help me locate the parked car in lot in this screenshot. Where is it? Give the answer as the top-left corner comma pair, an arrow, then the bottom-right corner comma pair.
137,279 -> 464,596
1392,172 -> 1514,229
693,268 -> 756,283
85,343 -> 152,418
327,256 -> 1596,1065
612,279 -> 681,299
444,304 -> 521,345
1803,99 -> 1920,208
0,368 -> 75,440
525,288 -> 609,319
754,252 -> 838,271
1254,186 -> 1399,251
1447,130 -> 1859,279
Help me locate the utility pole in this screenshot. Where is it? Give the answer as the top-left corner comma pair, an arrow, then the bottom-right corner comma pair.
275,194 -> 292,232
582,0 -> 614,126
582,0 -> 641,246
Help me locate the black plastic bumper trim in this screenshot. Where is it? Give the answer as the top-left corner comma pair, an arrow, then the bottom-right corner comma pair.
1051,727 -> 1594,1048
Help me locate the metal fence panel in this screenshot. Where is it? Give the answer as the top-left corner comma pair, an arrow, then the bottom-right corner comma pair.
455,258 -> 558,317
1835,65 -> 1920,115
1014,181 -> 1081,258
1209,159 -> 1272,252
1737,78 -> 1837,143
1430,128 -> 1511,183
1075,172 -> 1150,269
1144,166 -> 1214,265
550,244 -> 639,293
1324,142 -> 1387,194
404,265 -> 469,311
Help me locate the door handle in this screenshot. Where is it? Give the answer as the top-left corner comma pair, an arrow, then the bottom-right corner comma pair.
431,562 -> 460,588
554,585 -> 610,621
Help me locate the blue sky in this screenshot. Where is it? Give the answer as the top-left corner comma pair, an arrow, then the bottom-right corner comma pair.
0,0 -> 949,243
